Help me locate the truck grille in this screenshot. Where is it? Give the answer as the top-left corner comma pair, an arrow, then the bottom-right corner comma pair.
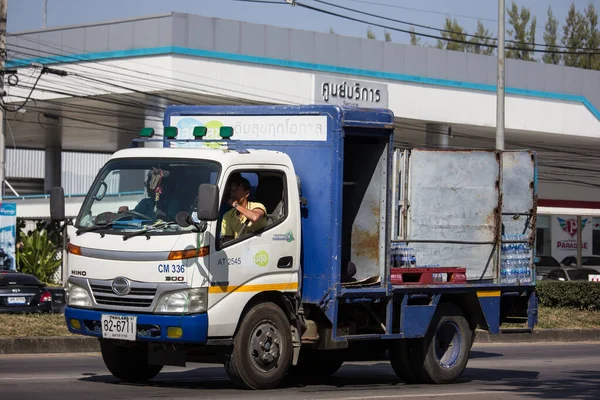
90,283 -> 157,308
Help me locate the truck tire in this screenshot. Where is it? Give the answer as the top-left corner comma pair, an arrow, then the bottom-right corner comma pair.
224,302 -> 293,389
100,340 -> 163,383
389,339 -> 420,383
411,302 -> 471,384
289,349 -> 344,378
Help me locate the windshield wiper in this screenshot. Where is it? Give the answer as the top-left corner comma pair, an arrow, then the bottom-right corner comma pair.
121,221 -> 181,241
76,216 -> 146,236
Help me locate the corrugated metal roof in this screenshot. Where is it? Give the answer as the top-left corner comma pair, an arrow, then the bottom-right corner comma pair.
6,149 -> 111,196
6,149 -> 44,178
62,151 -> 111,195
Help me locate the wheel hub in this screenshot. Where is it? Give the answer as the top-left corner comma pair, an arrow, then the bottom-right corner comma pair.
250,322 -> 282,372
434,320 -> 462,369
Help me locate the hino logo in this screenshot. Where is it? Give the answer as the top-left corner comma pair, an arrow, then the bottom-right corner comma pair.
12,288 -> 20,293
111,277 -> 131,296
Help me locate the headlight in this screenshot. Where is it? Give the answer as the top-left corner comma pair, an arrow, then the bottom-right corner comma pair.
66,281 -> 92,307
154,288 -> 207,314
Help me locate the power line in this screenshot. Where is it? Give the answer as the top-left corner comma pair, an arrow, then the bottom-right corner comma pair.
236,0 -> 600,55
309,0 -> 592,52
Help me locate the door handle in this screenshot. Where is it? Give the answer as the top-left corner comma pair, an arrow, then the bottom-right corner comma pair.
277,256 -> 293,269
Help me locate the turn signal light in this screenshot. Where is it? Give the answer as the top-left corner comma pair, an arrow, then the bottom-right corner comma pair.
70,319 -> 81,330
167,327 -> 183,338
168,246 -> 209,260
67,243 -> 82,255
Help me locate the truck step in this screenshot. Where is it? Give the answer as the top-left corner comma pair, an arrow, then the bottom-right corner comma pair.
390,267 -> 467,285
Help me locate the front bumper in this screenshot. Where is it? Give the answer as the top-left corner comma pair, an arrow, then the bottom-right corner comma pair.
65,306 -> 209,344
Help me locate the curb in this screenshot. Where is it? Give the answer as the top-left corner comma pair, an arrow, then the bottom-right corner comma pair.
1,330 -> 600,355
0,336 -> 99,355
474,328 -> 600,343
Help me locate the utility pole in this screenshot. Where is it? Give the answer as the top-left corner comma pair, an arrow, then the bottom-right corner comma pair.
496,0 -> 505,151
0,0 -> 7,203
42,0 -> 47,28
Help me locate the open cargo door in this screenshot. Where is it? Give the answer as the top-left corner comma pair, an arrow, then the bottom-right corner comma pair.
392,148 -> 536,282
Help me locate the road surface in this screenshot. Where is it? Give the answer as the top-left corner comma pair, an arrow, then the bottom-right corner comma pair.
1,342 -> 599,399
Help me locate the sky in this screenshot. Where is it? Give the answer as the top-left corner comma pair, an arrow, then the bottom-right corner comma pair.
7,0 -> 600,47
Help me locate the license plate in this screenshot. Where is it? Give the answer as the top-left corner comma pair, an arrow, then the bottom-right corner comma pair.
7,297 -> 26,305
101,314 -> 137,341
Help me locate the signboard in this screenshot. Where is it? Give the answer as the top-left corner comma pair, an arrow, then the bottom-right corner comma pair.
551,215 -> 593,262
0,203 -> 16,271
169,115 -> 328,145
314,75 -> 389,108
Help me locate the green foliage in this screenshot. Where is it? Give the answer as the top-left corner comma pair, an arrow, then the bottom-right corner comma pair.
469,21 -> 495,56
543,6 -> 561,65
16,221 -> 63,284
409,26 -> 421,46
562,3 -> 590,68
536,280 -> 600,311
437,17 -> 468,51
384,30 -> 392,42
366,26 -> 376,40
506,1 -> 537,61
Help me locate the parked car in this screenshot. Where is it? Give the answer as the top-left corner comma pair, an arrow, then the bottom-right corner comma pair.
0,272 -> 65,314
560,256 -> 600,272
545,267 -> 598,282
534,255 -> 561,279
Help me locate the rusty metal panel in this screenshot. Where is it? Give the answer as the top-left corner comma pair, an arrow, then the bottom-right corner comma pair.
348,142 -> 388,281
403,149 -> 500,280
501,150 -> 537,244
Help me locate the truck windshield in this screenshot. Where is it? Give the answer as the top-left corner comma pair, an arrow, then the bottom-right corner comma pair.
75,158 -> 220,234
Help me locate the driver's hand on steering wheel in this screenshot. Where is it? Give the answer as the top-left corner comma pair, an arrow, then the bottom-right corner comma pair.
118,206 -> 129,213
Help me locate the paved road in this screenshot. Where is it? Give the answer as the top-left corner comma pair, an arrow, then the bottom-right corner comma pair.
1,343 -> 599,400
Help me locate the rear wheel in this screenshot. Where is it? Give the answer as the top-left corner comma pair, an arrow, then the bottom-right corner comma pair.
414,303 -> 471,384
224,302 -> 293,389
100,340 -> 163,383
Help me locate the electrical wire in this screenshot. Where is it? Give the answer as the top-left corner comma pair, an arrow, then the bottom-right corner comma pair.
309,0 -> 592,52
240,0 -> 600,55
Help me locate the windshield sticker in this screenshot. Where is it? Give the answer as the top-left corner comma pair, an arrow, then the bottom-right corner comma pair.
273,230 -> 295,242
254,251 -> 269,267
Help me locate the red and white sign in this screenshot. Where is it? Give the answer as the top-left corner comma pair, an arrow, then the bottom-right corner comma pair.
551,215 -> 593,262
589,275 -> 600,282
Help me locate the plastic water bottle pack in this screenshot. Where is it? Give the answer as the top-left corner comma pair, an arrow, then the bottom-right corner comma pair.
500,234 -> 532,284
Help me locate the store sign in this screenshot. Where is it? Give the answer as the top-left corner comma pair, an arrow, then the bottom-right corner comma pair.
314,75 -> 388,108
551,215 -> 593,262
0,203 -> 16,271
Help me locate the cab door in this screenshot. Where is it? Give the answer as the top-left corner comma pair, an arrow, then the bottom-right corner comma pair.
208,166 -> 300,308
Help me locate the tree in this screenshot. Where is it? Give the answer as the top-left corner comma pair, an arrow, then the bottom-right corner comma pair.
367,26 -> 376,40
329,26 -> 335,34
469,20 -> 495,55
543,6 -> 561,64
436,17 -> 468,52
506,1 -> 537,61
584,3 -> 600,70
409,26 -> 421,46
562,3 -> 588,68
384,30 -> 392,42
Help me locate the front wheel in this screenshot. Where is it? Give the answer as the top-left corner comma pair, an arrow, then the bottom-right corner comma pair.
224,302 -> 293,389
100,340 -> 163,383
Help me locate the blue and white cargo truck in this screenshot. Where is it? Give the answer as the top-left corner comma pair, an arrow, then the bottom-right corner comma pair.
50,105 -> 538,390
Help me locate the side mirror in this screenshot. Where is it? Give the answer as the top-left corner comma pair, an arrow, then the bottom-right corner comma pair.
50,186 -> 65,221
196,184 -> 219,222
